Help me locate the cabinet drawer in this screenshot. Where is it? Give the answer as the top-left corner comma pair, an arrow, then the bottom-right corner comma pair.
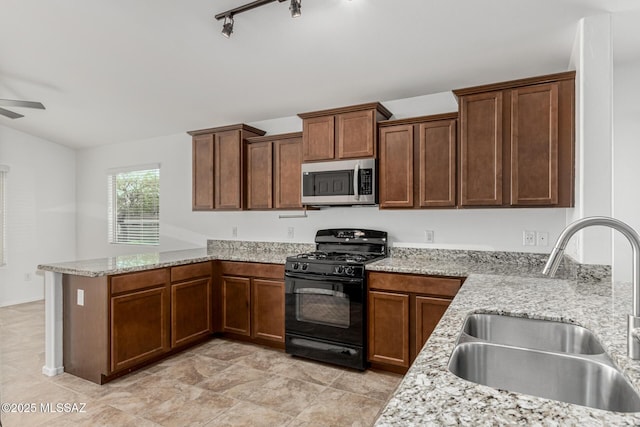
367,272 -> 462,298
219,261 -> 284,280
171,261 -> 212,282
110,268 -> 169,295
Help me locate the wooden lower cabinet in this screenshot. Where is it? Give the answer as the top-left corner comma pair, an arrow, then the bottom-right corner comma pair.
252,279 -> 285,342
368,291 -> 410,367
111,286 -> 170,373
222,276 -> 252,336
367,272 -> 462,372
217,261 -> 285,347
414,296 -> 451,357
63,263 -> 214,384
171,278 -> 212,348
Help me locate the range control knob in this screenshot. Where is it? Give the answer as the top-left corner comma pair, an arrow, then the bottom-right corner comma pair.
334,265 -> 344,275
301,263 -> 308,271
293,262 -> 300,270
344,266 -> 355,276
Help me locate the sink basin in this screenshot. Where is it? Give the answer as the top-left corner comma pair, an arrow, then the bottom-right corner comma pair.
448,313 -> 640,412
449,342 -> 640,412
463,313 -> 605,354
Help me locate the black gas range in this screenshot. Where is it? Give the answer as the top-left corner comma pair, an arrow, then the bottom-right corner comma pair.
284,229 -> 387,370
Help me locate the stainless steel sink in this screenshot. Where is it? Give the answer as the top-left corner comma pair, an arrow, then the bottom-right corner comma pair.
448,313 -> 640,413
463,313 -> 605,354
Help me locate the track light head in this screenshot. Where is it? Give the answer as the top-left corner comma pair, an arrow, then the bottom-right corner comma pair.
221,15 -> 234,38
290,0 -> 301,18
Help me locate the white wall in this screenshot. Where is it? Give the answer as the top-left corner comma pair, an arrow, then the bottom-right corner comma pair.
612,58 -> 640,281
567,14 -> 614,266
75,91 -> 569,259
0,125 -> 76,306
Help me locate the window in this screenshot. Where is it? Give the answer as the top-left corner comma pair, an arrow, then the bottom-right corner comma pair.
107,164 -> 160,245
0,165 -> 7,266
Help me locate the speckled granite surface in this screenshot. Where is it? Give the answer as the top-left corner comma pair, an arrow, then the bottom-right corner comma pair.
369,248 -> 584,280
37,241 -> 314,277
375,274 -> 640,426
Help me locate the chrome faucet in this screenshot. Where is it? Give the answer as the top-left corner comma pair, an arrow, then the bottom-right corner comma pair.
542,216 -> 640,359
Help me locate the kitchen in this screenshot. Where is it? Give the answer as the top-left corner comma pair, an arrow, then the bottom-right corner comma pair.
2,0 -> 640,425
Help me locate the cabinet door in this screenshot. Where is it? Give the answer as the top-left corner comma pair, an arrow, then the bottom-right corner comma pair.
303,116 -> 335,161
246,141 -> 273,210
459,91 -> 503,206
110,286 -> 170,373
414,296 -> 450,358
418,120 -> 456,207
192,134 -> 215,210
222,276 -> 251,336
251,279 -> 285,343
510,83 -> 559,206
379,125 -> 414,208
215,130 -> 243,209
368,291 -> 410,368
337,109 -> 376,159
274,138 -> 303,209
171,278 -> 212,348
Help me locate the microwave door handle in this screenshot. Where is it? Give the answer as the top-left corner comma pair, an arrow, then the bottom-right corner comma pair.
353,163 -> 360,200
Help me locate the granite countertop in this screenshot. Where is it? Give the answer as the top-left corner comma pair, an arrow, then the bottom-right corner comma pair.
374,273 -> 640,426
37,242 -> 314,277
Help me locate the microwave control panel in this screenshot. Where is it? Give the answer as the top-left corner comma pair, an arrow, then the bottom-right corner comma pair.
359,169 -> 373,195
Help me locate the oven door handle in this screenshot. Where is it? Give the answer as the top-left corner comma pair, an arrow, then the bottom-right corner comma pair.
285,272 -> 362,284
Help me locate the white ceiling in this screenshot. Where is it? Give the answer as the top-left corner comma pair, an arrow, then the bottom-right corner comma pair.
1,0 -> 639,149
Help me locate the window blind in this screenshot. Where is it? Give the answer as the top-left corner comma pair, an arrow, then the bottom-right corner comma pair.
0,165 -> 8,265
107,165 -> 160,245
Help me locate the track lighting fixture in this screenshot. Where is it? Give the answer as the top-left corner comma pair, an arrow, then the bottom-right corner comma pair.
290,0 -> 302,18
221,15 -> 234,38
215,0 -> 302,38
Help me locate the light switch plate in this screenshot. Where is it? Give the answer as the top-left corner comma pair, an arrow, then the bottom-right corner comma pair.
77,289 -> 85,306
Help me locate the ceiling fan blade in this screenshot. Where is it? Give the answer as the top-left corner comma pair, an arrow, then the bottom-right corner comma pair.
0,107 -> 24,119
0,99 -> 45,109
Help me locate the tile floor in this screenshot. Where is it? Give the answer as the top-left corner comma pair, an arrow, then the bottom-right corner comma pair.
0,301 -> 402,426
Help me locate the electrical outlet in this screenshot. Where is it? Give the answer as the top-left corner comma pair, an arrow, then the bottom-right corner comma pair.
523,230 -> 536,246
232,226 -> 238,238
424,230 -> 434,243
77,289 -> 84,306
287,227 -> 295,239
537,231 -> 549,246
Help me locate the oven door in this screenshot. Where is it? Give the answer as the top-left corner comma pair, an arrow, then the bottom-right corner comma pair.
285,272 -> 364,346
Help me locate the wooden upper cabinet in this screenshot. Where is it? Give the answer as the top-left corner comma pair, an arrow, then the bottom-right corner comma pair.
510,83 -> 559,205
298,102 -> 392,162
378,113 -> 457,209
454,71 -> 575,208
274,136 -> 303,209
187,124 -> 265,211
337,109 -> 376,159
379,124 -> 414,208
192,134 -> 215,210
418,119 -> 457,207
215,130 -> 244,210
302,116 -> 335,161
458,91 -> 503,206
245,132 -> 303,210
246,141 -> 273,210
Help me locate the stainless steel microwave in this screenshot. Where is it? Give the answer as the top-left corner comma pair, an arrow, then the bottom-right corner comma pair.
301,158 -> 376,206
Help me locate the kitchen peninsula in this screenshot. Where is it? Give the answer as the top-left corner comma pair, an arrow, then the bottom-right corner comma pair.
38,242 -> 640,424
